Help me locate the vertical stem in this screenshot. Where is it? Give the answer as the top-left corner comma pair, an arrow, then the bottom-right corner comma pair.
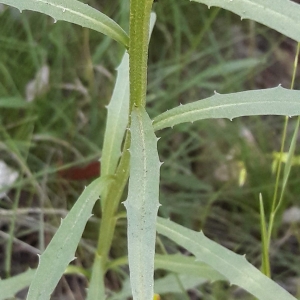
94,0 -> 154,295
129,0 -> 154,108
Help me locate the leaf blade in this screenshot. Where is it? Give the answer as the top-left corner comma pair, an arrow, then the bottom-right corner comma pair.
192,0 -> 300,42
26,176 -> 111,300
123,107 -> 161,300
1,0 -> 129,47
153,87 -> 300,131
0,269 -> 36,300
156,217 -> 297,300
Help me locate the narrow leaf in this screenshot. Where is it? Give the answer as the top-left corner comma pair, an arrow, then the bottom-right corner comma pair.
259,194 -> 270,277
156,217 -> 296,300
109,274 -> 206,300
101,52 -> 130,177
192,0 -> 300,42
0,97 -> 29,108
0,269 -> 35,300
27,176 -> 111,300
1,0 -> 129,47
155,254 -> 225,281
87,254 -> 106,300
280,117 -> 300,197
123,107 -> 161,300
153,87 -> 300,131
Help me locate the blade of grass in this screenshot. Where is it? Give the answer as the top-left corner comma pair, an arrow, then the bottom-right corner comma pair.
268,42 -> 300,248
259,193 -> 270,277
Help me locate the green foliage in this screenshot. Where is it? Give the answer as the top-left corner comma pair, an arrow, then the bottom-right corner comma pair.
1,0 -> 300,299
156,217 -> 296,300
124,106 -> 161,300
101,52 -> 129,177
0,0 -> 129,47
27,176 -> 112,299
0,268 -> 35,300
153,87 -> 300,131
192,0 -> 300,42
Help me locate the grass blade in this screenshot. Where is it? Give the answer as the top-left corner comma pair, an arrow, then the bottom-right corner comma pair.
153,87 -> 300,131
192,0 -> 300,42
0,97 -> 29,108
259,194 -> 271,277
1,0 -> 129,47
26,176 -> 112,300
156,217 -> 297,300
123,106 -> 161,300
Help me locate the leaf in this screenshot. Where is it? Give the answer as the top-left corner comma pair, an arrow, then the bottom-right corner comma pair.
0,97 -> 29,108
108,274 -> 207,300
156,217 -> 297,300
123,107 -> 161,300
192,0 -> 300,42
153,86 -> 300,131
101,52 -> 130,178
86,254 -> 106,300
280,117 -> 300,199
1,0 -> 129,47
0,268 -> 35,300
154,254 -> 225,281
26,176 -> 112,300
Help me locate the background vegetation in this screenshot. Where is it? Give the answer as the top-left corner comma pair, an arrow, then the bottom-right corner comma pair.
0,0 -> 300,299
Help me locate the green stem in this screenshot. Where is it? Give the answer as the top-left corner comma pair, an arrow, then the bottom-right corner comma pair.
94,0 -> 154,293
265,42 -> 300,276
129,0 -> 154,108
96,131 -> 131,263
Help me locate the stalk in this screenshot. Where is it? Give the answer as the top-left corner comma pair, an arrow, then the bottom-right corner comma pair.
129,0 -> 154,108
94,0 -> 154,292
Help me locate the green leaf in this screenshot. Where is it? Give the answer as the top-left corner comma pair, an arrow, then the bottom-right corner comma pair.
155,254 -> 225,281
153,87 -> 300,131
101,52 -> 130,177
0,97 -> 29,108
123,106 -> 161,300
1,0 -> 129,47
156,217 -> 297,300
280,117 -> 300,199
192,0 -> 300,42
86,254 -> 106,300
27,176 -> 112,300
108,274 -> 206,300
0,269 -> 35,300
